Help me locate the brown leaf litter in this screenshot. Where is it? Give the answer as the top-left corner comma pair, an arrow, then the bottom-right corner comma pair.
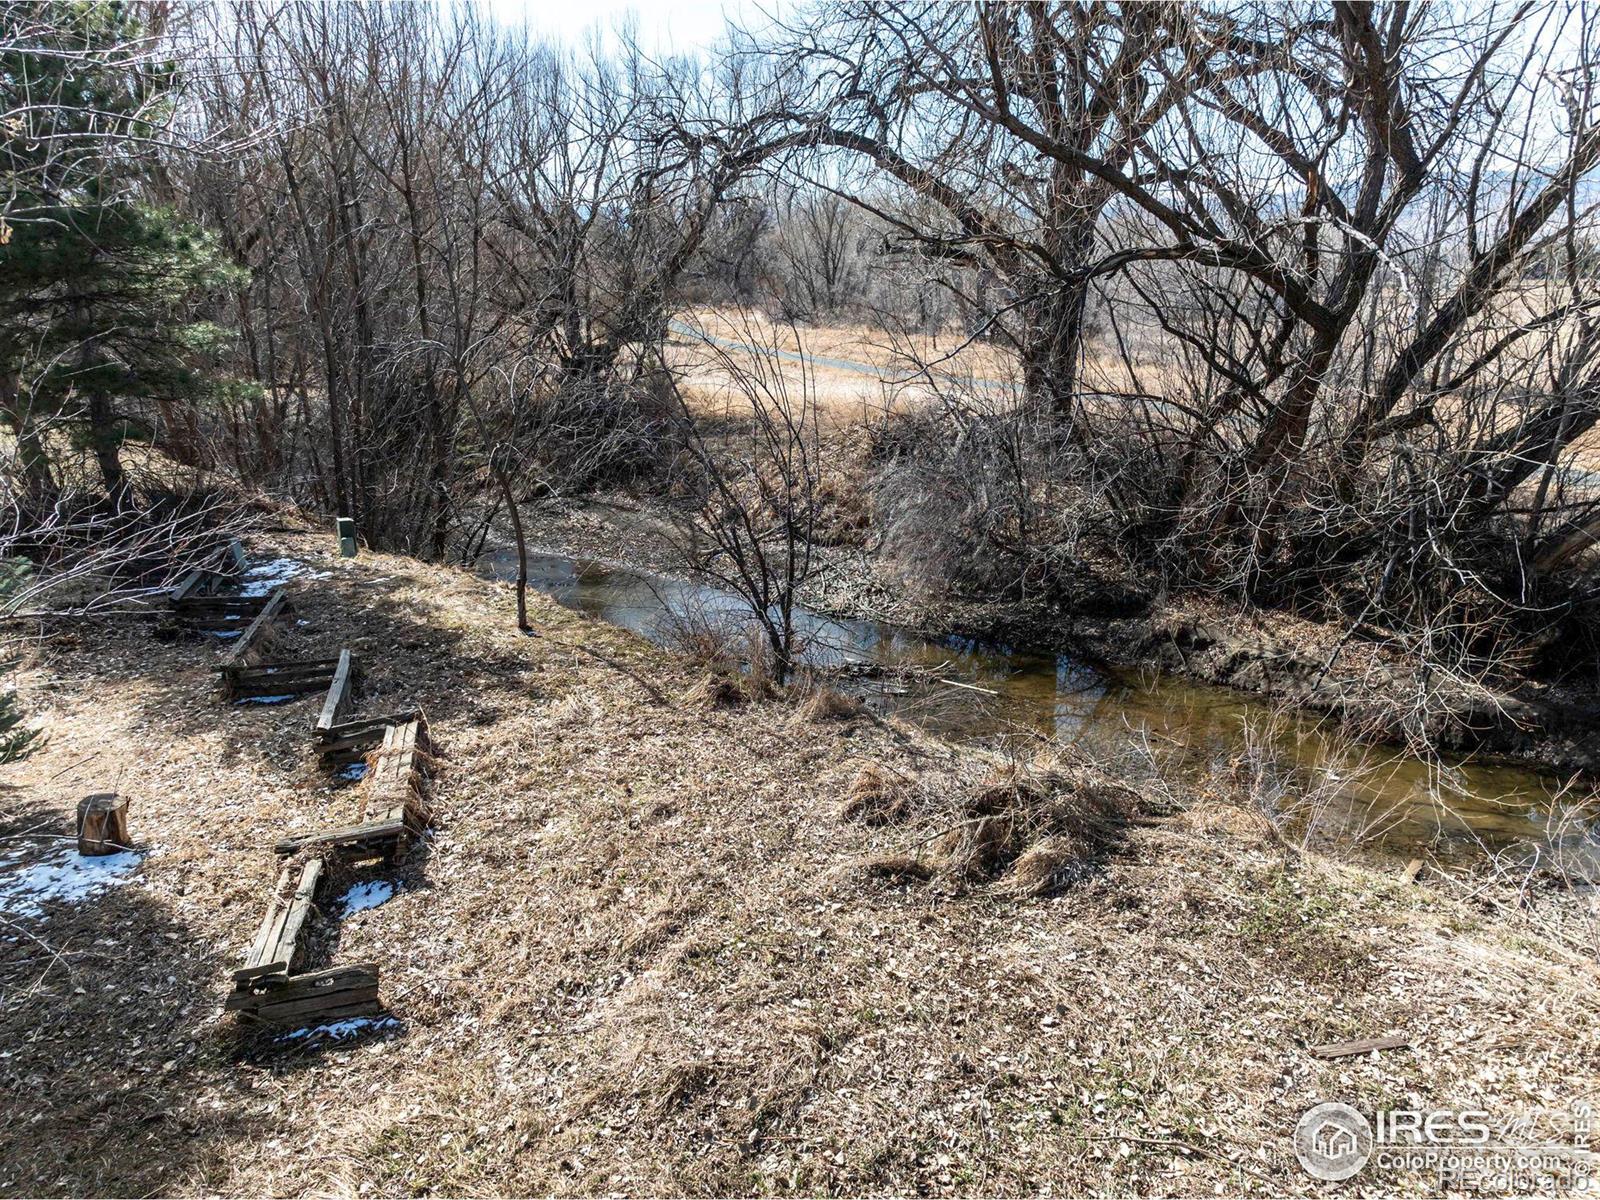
0,531 -> 1596,1196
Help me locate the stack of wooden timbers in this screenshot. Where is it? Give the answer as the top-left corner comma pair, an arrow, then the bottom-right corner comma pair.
165,537 -> 337,703
208,542 -> 440,1031
225,859 -> 381,1027
168,538 -> 252,624
225,706 -> 435,1028
214,586 -> 323,701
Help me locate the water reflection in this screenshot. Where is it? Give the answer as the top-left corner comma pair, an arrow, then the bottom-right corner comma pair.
484,549 -> 1598,864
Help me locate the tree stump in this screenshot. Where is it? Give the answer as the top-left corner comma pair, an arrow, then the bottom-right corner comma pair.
77,793 -> 130,856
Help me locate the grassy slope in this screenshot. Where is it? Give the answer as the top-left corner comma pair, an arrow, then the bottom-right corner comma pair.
0,533 -> 1595,1196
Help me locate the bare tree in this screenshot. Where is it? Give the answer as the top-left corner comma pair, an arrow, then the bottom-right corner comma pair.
668,312 -> 823,684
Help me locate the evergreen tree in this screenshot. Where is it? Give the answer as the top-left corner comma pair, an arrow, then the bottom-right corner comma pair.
0,1 -> 235,504
0,558 -> 39,763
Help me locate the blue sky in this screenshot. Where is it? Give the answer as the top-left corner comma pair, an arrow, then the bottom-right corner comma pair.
483,0 -> 777,55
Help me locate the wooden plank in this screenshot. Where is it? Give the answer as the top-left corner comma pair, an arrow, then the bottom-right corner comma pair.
315,650 -> 356,735
246,984 -> 381,1023
169,568 -> 205,604
361,720 -> 432,825
226,656 -> 340,699
229,679 -> 334,700
320,711 -> 421,740
225,964 -> 380,1013
266,857 -> 323,978
225,963 -> 380,1009
1308,1033 -> 1410,1059
371,721 -> 410,787
234,858 -> 323,982
231,665 -> 340,687
274,819 -> 408,858
239,862 -> 297,982
232,659 -> 344,679
241,997 -> 385,1029
224,537 -> 249,576
176,596 -> 270,614
219,587 -> 290,670
315,712 -> 420,757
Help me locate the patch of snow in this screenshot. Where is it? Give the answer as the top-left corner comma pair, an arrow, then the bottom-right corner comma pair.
235,694 -> 298,705
340,879 -> 394,916
0,847 -> 143,918
278,1015 -> 400,1043
238,557 -> 332,598
209,630 -> 242,639
337,762 -> 367,783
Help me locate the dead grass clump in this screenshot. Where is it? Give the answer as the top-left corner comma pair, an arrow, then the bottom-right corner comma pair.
647,1059 -> 725,1119
680,672 -> 747,709
663,619 -> 741,675
548,691 -> 601,727
840,763 -> 912,825
811,440 -> 873,547
790,678 -> 863,724
621,903 -> 697,963
660,608 -> 779,681
1007,836 -> 1090,896
929,760 -> 1133,892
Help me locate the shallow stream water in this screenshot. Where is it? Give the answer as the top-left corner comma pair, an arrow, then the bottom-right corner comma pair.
484,548 -> 1597,864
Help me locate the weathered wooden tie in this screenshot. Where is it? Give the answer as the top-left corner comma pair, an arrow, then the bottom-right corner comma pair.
216,586 -> 293,682
235,857 -> 324,983
1308,1033 -> 1410,1059
169,567 -> 211,605
225,962 -> 382,1026
221,537 -> 249,579
362,718 -> 433,826
177,594 -> 274,618
170,539 -> 252,616
225,657 -> 343,700
313,650 -> 359,735
274,816 -> 413,860
314,709 -> 419,760
279,716 -> 435,860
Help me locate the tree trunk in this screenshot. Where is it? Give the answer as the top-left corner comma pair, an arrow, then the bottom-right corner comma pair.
495,462 -> 532,633
86,389 -> 129,501
77,792 -> 130,856
1020,275 -> 1091,424
2,374 -> 58,509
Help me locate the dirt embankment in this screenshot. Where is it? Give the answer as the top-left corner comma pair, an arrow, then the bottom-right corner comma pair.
3,528 -> 1591,1196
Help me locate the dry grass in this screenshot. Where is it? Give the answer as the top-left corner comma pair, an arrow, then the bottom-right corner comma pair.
788,677 -> 863,725
839,764 -> 911,825
1,532 -> 1597,1196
